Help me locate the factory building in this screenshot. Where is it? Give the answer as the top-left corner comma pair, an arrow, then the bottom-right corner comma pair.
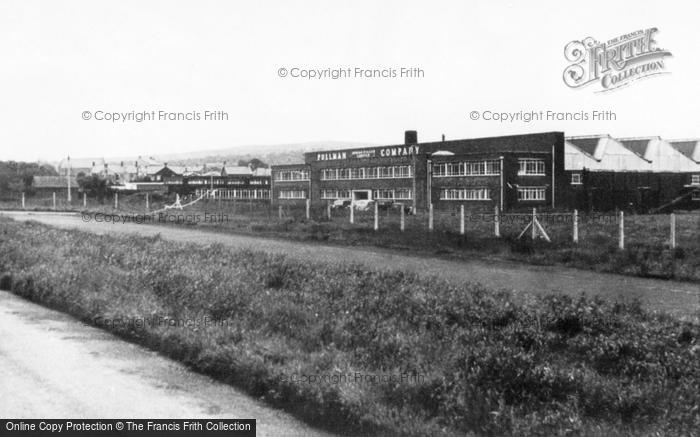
272,131 -> 567,212
565,135 -> 700,211
271,130 -> 700,212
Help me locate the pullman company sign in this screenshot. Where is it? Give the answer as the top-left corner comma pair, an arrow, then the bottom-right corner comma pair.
316,145 -> 420,161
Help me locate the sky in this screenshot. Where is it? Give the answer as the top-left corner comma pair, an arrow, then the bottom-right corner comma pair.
1,0 -> 699,161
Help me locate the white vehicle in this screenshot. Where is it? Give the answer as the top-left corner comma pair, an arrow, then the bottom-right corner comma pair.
331,199 -> 351,209
352,199 -> 374,211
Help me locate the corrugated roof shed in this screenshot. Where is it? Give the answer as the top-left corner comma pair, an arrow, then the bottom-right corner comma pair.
669,140 -> 700,163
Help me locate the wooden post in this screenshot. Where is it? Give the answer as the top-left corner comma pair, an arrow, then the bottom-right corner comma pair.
460,205 -> 465,235
428,203 -> 433,231
494,205 -> 500,237
573,209 -> 579,243
52,192 -> 56,210
305,199 -> 310,220
21,192 -> 25,209
145,193 -> 149,211
400,204 -> 405,232
619,210 -> 625,250
532,208 -> 537,240
670,213 -> 676,249
373,201 -> 379,231
114,192 -> 118,209
327,202 -> 331,220
350,199 -> 354,224
278,205 -> 282,219
83,192 -> 87,208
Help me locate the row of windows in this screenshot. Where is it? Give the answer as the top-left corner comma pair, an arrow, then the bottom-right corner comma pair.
518,159 -> 546,176
433,160 -> 501,177
195,189 -> 270,199
321,166 -> 412,180
279,190 -> 307,199
188,178 -> 268,186
275,170 -> 309,181
321,189 -> 351,199
440,188 -> 491,200
373,189 -> 413,200
517,187 -> 546,201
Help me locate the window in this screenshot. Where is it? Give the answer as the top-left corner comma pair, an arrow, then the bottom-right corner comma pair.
393,166 -> 412,178
433,160 -> 500,177
440,188 -> 490,200
517,187 -> 546,201
433,163 -> 446,177
394,189 -> 413,200
692,191 -> 700,201
275,170 -> 309,181
279,190 -> 306,199
321,189 -> 350,199
321,169 -> 337,180
518,159 -> 545,176
571,173 -> 582,185
691,174 -> 700,185
371,189 -> 413,200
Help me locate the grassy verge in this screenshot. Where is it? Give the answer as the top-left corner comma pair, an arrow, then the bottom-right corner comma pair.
1,217 -> 698,435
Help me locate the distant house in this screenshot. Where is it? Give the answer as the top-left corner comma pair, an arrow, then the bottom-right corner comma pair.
57,158 -> 104,177
32,176 -> 79,198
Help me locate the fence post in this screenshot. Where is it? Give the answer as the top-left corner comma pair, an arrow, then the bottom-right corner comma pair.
619,210 -> 625,250
400,204 -> 405,231
52,192 -> 56,210
145,193 -> 149,211
327,202 -> 331,220
21,192 -> 25,209
670,213 -> 676,249
494,205 -> 500,237
373,201 -> 379,231
428,203 -> 433,231
532,208 -> 537,240
278,205 -> 282,219
306,199 -> 310,220
460,205 -> 465,235
83,192 -> 87,208
573,209 -> 579,243
350,199 -> 354,224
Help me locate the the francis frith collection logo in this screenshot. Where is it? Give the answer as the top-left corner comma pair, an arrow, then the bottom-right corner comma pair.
563,28 -> 672,92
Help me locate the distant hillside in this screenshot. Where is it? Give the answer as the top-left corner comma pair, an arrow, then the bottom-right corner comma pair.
62,141 -> 380,167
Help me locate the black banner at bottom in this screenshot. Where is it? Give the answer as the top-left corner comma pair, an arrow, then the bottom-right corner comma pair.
1,420 -> 256,437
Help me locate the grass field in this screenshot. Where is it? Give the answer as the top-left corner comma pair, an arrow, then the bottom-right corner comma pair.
3,193 -> 700,282
1,217 -> 698,436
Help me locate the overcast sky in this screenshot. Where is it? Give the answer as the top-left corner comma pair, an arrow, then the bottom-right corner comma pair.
1,0 -> 698,161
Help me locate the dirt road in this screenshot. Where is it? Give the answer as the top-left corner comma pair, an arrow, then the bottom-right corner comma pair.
3,211 -> 699,318
0,290 -> 335,436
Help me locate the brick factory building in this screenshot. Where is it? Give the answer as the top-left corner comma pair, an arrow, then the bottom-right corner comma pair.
272,131 -> 567,212
271,130 -> 700,212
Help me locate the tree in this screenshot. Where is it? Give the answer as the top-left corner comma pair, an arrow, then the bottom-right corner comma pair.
77,174 -> 108,202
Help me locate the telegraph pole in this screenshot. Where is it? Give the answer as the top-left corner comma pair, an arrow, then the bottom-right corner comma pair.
67,156 -> 72,203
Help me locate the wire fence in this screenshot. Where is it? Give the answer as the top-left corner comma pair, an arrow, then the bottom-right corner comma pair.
2,191 -> 699,250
